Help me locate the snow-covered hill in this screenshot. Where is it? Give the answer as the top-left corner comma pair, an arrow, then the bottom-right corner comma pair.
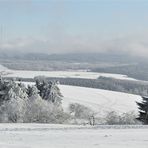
59,85 -> 142,116
0,64 -> 143,116
0,64 -> 136,80
15,81 -> 143,116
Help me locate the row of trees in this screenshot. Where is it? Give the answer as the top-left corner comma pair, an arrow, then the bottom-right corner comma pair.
0,78 -> 69,123
10,75 -> 148,97
68,103 -> 139,125
34,76 -> 148,96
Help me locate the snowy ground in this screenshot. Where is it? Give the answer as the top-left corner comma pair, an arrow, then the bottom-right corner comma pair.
0,64 -> 137,81
0,124 -> 148,148
16,82 -> 142,116
0,65 -> 146,148
17,81 -> 142,115
59,85 -> 142,116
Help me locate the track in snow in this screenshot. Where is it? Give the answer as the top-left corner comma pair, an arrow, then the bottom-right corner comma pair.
59,85 -> 142,116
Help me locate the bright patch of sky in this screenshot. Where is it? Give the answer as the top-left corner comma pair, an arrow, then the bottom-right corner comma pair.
0,0 -> 148,55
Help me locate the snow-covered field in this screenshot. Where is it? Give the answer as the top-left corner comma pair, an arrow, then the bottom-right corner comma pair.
60,85 -> 142,116
0,65 -> 146,148
1,64 -> 143,115
0,124 -> 148,148
17,81 -> 142,115
0,64 -> 137,80
16,82 -> 142,116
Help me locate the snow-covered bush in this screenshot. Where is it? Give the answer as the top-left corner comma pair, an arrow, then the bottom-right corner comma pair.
119,112 -> 140,125
104,111 -> 139,125
68,103 -> 95,125
105,111 -> 121,125
25,94 -> 70,123
0,97 -> 28,122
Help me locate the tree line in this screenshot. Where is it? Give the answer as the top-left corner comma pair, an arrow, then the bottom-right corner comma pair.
7,76 -> 148,96
1,76 -> 148,125
0,78 -> 69,123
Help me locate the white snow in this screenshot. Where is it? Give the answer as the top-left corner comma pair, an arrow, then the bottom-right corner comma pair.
16,81 -> 142,116
0,124 -> 147,148
0,65 -> 147,148
59,85 -> 142,116
7,70 -> 137,80
0,64 -> 137,81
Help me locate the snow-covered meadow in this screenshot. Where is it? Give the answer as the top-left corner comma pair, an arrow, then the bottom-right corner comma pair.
1,64 -> 142,117
18,82 -> 143,116
0,124 -> 148,148
0,64 -> 146,148
15,80 -> 143,116
60,85 -> 142,116
0,64 -> 137,80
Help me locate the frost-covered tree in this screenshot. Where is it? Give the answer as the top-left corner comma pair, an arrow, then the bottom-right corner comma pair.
25,88 -> 68,123
0,80 -> 28,103
25,96 -> 53,123
104,111 -> 139,125
120,111 -> 139,125
25,84 -> 66,123
35,79 -> 62,107
136,96 -> 148,124
68,103 -> 94,125
0,81 -> 28,122
24,85 -> 50,122
105,111 -> 121,125
0,78 -> 7,104
27,85 -> 39,100
0,79 -> 68,123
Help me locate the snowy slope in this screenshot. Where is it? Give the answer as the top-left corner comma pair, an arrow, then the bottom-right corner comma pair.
59,85 -> 142,116
15,81 -> 142,116
16,81 -> 142,115
0,64 -> 137,80
0,124 -> 148,148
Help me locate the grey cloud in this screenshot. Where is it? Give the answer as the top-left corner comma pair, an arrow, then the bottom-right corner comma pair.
0,33 -> 148,57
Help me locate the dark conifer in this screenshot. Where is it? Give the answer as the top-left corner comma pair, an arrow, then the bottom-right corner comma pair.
136,96 -> 148,124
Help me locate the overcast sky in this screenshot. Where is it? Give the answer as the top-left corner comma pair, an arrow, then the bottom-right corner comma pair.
0,0 -> 148,56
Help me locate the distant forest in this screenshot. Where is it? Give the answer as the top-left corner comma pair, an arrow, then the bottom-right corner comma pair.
1,52 -> 148,81
92,64 -> 148,81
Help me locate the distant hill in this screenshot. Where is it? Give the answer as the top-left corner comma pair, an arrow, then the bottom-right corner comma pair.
0,51 -> 138,63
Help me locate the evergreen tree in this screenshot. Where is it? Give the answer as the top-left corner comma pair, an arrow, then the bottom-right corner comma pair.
0,78 -> 6,104
35,79 -> 62,106
27,85 -> 39,99
136,96 -> 148,124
